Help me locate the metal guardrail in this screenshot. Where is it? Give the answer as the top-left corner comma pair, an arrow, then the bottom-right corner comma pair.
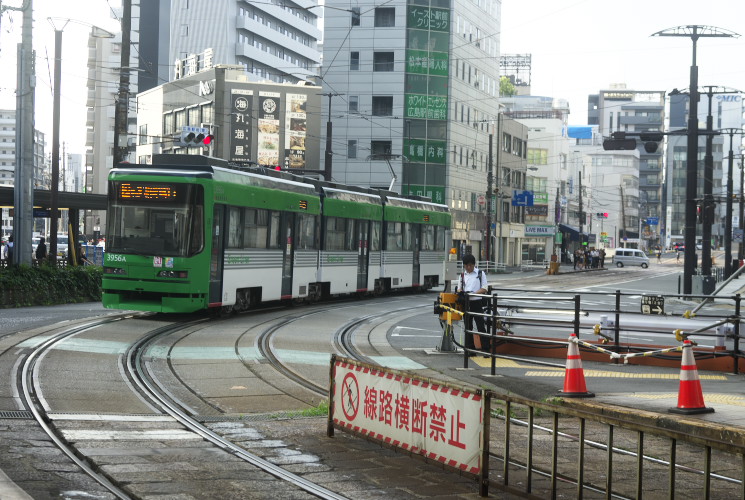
453,288 -> 744,376
486,392 -> 745,498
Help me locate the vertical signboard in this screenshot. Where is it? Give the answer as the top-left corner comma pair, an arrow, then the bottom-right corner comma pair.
258,92 -> 281,167
330,356 -> 485,475
285,94 -> 308,170
230,89 -> 253,164
403,1 -> 451,203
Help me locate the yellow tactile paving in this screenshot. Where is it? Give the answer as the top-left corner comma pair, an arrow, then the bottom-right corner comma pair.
617,393 -> 745,406
472,358 -> 728,380
524,370 -> 727,379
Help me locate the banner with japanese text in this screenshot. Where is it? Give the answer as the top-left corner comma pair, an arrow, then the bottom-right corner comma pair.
331,356 -> 484,474
258,92 -> 281,167
230,89 -> 253,164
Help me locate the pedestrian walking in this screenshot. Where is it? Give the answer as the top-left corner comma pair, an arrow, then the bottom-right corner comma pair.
35,237 -> 48,262
657,248 -> 662,263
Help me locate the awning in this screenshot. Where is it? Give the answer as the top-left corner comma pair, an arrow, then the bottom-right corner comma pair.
558,223 -> 580,236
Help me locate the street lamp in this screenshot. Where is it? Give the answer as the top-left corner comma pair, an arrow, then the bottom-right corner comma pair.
652,25 -> 740,294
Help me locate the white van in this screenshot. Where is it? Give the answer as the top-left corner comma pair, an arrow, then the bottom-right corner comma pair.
612,248 -> 650,268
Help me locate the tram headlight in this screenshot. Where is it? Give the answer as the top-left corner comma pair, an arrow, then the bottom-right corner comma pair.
157,270 -> 188,279
103,267 -> 127,275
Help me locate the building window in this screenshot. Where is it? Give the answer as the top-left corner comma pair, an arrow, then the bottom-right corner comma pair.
350,51 -> 360,71
351,7 -> 360,26
348,95 -> 359,113
374,7 -> 395,27
373,52 -> 394,72
348,140 -> 358,159
371,140 -> 392,156
139,124 -> 147,145
372,96 -> 393,116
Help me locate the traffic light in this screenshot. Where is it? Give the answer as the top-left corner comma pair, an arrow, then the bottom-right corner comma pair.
602,132 -> 636,151
640,132 -> 664,153
697,204 -> 703,223
203,134 -> 214,145
177,126 -> 210,147
596,212 -> 608,218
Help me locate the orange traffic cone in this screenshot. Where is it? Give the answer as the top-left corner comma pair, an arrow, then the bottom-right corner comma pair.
669,340 -> 714,415
559,333 -> 594,398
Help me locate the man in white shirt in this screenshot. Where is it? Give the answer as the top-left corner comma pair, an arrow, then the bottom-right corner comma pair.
457,254 -> 489,354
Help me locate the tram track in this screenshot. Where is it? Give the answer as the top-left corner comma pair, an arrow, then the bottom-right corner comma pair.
12,313 -> 350,499
5,293 -> 744,499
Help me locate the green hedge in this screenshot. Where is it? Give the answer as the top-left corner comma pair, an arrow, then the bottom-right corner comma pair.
0,264 -> 102,308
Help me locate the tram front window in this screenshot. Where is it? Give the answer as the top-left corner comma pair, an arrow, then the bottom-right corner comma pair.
107,182 -> 204,257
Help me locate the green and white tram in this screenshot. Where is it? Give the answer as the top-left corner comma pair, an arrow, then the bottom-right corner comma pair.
102,155 -> 450,313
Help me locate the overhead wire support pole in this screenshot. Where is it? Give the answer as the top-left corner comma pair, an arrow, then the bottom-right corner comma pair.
321,92 -> 342,181
652,25 -> 740,295
113,0 -> 131,167
12,0 -> 34,267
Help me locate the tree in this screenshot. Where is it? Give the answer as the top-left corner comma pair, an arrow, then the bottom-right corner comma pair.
500,76 -> 517,97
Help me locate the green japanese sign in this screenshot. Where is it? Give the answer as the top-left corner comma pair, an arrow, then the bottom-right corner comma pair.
407,6 -> 450,32
404,138 -> 447,164
533,192 -> 549,204
405,94 -> 448,120
404,184 -> 446,205
406,49 -> 449,76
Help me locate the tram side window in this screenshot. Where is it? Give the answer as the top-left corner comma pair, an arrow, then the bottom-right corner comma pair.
402,223 -> 414,251
296,214 -> 317,250
228,206 -> 243,249
435,225 -> 446,251
243,208 -> 269,248
370,221 -> 381,251
386,222 -> 403,251
421,225 -> 435,250
269,211 -> 281,249
325,217 -> 348,251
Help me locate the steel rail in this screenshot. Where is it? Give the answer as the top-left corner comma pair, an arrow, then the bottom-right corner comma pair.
19,314 -> 137,500
127,320 -> 350,500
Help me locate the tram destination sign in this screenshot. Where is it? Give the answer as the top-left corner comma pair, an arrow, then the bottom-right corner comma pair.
641,294 -> 664,315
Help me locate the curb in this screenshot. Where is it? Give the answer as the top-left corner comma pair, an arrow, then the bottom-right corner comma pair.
561,399 -> 745,449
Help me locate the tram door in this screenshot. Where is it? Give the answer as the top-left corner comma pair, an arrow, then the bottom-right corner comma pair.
357,220 -> 369,290
281,213 -> 294,298
209,205 -> 225,305
412,224 -> 421,286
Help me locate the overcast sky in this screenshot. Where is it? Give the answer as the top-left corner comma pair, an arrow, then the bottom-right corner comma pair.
1,0 -> 744,156
500,0 -> 745,126
0,0 -> 121,154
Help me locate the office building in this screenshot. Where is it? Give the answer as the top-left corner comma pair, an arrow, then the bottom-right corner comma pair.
321,0 -> 525,261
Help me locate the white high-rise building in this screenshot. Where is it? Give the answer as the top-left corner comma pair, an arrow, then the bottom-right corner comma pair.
321,0 -> 526,260
169,0 -> 322,84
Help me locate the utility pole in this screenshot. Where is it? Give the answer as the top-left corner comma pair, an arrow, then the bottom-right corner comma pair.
486,134 -> 493,263
12,0 -> 34,266
653,25 -> 739,294
620,186 -> 628,246
739,156 -> 745,261
578,172 -> 584,247
49,25 -> 66,264
113,0 -> 132,166
721,128 -> 744,278
321,92 -> 342,181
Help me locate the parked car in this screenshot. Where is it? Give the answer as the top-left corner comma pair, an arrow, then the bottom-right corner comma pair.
612,248 -> 650,268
